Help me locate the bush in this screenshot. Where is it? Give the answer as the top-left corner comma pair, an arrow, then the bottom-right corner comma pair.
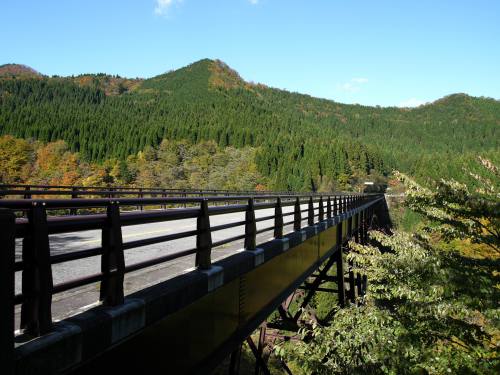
279,158 -> 500,374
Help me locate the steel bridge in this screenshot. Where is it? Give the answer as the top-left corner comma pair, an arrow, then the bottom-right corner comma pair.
0,184 -> 387,374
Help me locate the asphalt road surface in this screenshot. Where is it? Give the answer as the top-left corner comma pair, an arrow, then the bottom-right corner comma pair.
14,203 -> 315,328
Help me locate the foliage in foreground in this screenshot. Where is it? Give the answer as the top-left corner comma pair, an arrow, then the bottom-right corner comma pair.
279,230 -> 499,374
279,159 -> 500,374
395,157 -> 499,253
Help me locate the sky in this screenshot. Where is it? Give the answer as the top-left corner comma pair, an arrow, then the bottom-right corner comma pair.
1,0 -> 499,107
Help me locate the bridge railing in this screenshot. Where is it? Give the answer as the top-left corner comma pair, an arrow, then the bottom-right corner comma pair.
0,192 -> 380,365
0,183 -> 310,214
0,183 -> 298,200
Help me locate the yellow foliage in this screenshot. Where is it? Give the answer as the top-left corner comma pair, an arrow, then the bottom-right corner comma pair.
0,135 -> 33,183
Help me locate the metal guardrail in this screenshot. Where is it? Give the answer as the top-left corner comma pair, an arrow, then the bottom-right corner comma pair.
0,191 -> 380,367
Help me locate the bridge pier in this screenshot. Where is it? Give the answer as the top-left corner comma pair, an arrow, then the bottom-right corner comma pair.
228,344 -> 242,375
335,221 -> 347,307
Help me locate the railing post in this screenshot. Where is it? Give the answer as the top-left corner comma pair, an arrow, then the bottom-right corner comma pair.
333,195 -> 338,216
196,199 -> 212,270
318,196 -> 324,222
327,196 -> 332,219
24,185 -> 31,199
335,221 -> 346,307
70,187 -> 78,215
162,189 -> 167,210
293,197 -> 301,231
274,197 -> 283,239
0,209 -> 15,375
244,198 -> 257,250
100,201 -> 125,306
308,196 -> 314,226
137,188 -> 144,211
21,202 -> 53,335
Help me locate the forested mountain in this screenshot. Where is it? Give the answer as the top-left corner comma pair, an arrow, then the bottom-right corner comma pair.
0,59 -> 498,190
0,63 -> 41,78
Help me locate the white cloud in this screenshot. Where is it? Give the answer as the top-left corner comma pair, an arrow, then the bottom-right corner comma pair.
398,98 -> 426,108
154,0 -> 183,15
351,77 -> 368,84
340,82 -> 358,93
338,77 -> 369,93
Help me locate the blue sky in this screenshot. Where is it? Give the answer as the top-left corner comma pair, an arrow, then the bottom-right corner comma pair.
1,0 -> 499,107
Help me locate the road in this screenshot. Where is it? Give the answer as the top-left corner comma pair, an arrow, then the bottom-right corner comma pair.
14,204 -> 314,327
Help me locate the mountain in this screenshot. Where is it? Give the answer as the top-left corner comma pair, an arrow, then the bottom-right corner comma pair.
138,59 -> 248,94
0,64 -> 41,78
0,59 -> 498,190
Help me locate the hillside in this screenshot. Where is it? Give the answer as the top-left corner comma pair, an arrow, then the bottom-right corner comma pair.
0,63 -> 41,78
0,59 -> 498,190
69,74 -> 143,96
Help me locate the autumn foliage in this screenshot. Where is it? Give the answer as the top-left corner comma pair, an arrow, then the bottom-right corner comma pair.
0,135 -> 267,191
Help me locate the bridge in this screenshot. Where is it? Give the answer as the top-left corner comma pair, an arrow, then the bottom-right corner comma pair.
0,184 -> 388,374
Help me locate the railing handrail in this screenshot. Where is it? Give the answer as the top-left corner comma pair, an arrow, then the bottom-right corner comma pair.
0,183 -> 363,200
1,183 -> 281,191
0,183 -> 301,196
0,193 -> 372,210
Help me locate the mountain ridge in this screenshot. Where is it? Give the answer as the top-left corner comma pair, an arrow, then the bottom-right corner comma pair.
2,59 -> 497,108
0,63 -> 42,78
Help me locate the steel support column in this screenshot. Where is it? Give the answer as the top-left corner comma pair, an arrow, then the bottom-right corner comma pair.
246,335 -> 271,375
335,221 -> 346,307
294,255 -> 337,321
